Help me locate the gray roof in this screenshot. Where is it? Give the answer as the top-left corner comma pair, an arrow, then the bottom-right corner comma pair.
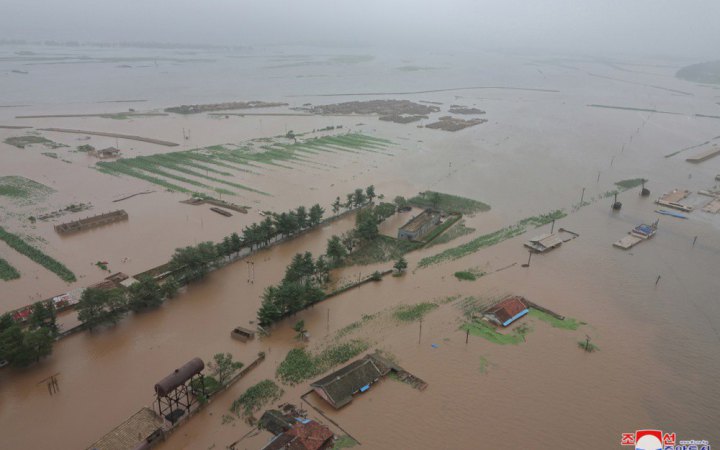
310,354 -> 391,408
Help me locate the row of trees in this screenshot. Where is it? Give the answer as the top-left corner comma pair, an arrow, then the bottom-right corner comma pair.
331,185 -> 376,215
171,204 -> 328,284
257,252 -> 328,327
0,301 -> 57,367
76,276 -> 179,330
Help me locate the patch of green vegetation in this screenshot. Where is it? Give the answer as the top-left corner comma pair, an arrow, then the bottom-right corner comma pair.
409,191 -> 490,214
4,135 -> 67,149
462,320 -> 531,345
0,257 -> 20,280
419,210 -> 567,267
517,209 -> 567,228
457,296 -> 492,319
230,380 -> 283,418
615,178 -> 647,190
578,341 -> 599,352
478,356 -> 490,374
96,133 -> 389,196
528,308 -> 583,330
276,339 -> 369,385
425,219 -> 475,247
0,226 -> 76,282
345,235 -> 421,266
393,302 -> 438,322
335,313 -> 379,339
333,436 -> 358,449
190,375 -> 221,397
0,176 -> 55,204
454,269 -> 485,281
420,214 -> 461,244
419,225 -> 524,267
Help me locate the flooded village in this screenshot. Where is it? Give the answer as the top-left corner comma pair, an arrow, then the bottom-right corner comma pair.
1,15 -> 720,450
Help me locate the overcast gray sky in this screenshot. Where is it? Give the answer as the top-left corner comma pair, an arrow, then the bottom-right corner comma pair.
3,0 -> 719,57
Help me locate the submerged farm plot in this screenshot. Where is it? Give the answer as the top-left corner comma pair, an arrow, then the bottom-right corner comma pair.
0,257 -> 20,281
97,133 -> 392,196
0,226 -> 76,282
0,176 -> 55,206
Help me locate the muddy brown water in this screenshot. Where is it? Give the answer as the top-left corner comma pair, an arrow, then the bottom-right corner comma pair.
1,48 -> 719,449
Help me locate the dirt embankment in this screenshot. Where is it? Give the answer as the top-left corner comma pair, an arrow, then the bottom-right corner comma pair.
425,116 -> 488,131
164,101 -> 288,114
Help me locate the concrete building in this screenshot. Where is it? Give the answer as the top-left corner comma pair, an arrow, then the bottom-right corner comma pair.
397,209 -> 440,241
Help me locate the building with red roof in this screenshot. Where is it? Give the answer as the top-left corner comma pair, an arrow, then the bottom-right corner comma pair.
260,420 -> 334,450
484,296 -> 529,327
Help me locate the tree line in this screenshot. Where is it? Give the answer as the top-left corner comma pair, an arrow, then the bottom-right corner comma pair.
0,188 -> 378,366
0,301 -> 57,367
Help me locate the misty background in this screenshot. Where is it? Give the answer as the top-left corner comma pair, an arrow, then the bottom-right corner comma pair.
2,0 -> 719,58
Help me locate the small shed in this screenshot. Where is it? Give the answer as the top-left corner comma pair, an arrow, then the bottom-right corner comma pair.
310,355 -> 391,409
261,420 -> 334,450
484,296 -> 529,327
524,233 -> 563,253
397,209 -> 440,241
96,147 -> 121,159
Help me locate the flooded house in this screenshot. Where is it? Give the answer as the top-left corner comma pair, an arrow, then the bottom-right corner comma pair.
397,208 -> 440,240
93,146 -> 121,159
260,420 -> 334,450
310,354 -> 391,409
524,233 -> 563,253
484,296 -> 529,327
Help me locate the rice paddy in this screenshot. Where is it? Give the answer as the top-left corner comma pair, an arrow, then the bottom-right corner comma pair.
0,226 -> 76,282
0,257 -> 20,281
3,135 -> 67,149
96,133 -> 391,196
0,176 -> 55,205
409,191 -> 491,214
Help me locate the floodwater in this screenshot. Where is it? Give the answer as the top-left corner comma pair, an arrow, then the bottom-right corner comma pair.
0,45 -> 719,449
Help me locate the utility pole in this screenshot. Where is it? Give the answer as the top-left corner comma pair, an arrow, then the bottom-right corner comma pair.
580,187 -> 586,205
465,329 -> 469,344
522,250 -> 532,268
693,236 -> 697,247
550,219 -> 555,234
327,309 -> 330,333
655,275 -> 661,286
418,318 -> 422,344
584,335 -> 591,352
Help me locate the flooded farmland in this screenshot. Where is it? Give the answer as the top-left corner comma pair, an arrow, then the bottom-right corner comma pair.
1,38 -> 720,450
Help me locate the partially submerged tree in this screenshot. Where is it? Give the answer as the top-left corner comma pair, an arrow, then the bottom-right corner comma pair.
393,256 -> 408,274
326,235 -> 347,266
170,241 -> 218,282
127,276 -> 163,312
77,288 -> 127,330
208,352 -> 244,385
293,320 -> 307,341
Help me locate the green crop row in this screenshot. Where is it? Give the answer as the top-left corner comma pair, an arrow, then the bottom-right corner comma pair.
0,226 -> 76,282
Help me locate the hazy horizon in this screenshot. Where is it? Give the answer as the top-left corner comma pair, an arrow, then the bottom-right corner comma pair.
2,0 -> 719,59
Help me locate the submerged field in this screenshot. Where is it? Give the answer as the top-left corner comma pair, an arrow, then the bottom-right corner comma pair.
96,133 -> 392,196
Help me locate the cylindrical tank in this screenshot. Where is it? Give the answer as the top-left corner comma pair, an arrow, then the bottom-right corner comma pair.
154,357 -> 204,397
